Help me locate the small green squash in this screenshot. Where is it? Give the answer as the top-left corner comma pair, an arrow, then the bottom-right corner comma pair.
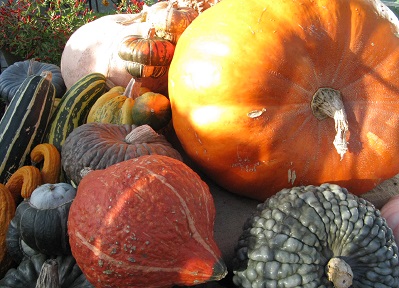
6,183 -> 76,260
86,80 -> 151,125
131,91 -> 172,130
0,253 -> 93,288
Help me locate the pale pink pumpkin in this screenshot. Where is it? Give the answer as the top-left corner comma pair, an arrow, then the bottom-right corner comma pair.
381,194 -> 399,244
60,14 -> 168,94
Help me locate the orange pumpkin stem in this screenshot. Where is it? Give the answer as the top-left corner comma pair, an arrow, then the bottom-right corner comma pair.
311,88 -> 348,160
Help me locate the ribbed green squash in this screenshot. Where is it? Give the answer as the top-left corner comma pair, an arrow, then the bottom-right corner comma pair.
0,72 -> 55,184
44,72 -> 107,152
0,59 -> 66,103
86,86 -> 134,125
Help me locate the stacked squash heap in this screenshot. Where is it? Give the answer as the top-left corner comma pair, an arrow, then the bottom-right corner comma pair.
0,0 -> 230,287
1,0 -> 399,286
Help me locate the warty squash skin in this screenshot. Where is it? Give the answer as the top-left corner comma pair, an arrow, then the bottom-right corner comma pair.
232,183 -> 399,287
168,0 -> 399,200
67,155 -> 227,288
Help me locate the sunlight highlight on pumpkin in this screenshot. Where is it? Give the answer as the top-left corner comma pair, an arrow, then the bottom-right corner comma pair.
196,42 -> 230,56
177,257 -> 218,284
191,106 -> 223,127
182,60 -> 221,89
366,131 -> 387,156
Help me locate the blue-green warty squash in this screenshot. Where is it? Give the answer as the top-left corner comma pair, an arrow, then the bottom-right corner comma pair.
233,183 -> 399,288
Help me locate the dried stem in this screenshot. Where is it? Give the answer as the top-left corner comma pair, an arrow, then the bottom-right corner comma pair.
311,88 -> 348,160
326,257 -> 353,288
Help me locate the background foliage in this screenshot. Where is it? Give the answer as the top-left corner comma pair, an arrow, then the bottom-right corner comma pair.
0,0 -> 158,66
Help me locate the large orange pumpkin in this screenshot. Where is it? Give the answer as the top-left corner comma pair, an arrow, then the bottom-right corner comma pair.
168,0 -> 399,201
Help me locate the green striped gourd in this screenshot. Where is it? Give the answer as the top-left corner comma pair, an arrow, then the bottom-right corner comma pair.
44,73 -> 107,152
0,72 -> 55,184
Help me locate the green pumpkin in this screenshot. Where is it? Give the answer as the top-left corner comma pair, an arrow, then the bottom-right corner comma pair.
0,253 -> 93,288
6,183 -> 76,261
131,92 -> 172,130
0,59 -> 66,103
233,184 -> 399,287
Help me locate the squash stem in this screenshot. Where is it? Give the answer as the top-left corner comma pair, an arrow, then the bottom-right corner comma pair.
311,88 -> 348,160
326,257 -> 353,288
124,77 -> 143,99
35,259 -> 61,288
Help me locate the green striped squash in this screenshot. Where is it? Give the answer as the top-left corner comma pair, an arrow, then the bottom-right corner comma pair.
0,72 -> 56,183
44,73 -> 107,152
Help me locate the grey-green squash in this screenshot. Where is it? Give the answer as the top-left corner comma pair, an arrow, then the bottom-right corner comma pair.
0,59 -> 66,103
233,183 -> 399,288
61,122 -> 182,185
0,253 -> 93,288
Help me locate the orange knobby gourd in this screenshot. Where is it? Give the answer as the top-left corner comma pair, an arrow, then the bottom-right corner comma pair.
67,155 -> 226,287
168,0 -> 399,201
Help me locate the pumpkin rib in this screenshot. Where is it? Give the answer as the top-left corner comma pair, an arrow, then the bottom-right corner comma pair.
61,123 -> 182,185
30,143 -> 61,184
5,166 -> 43,202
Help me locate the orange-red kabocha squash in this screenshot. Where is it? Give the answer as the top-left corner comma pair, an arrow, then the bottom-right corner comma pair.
67,155 -> 227,288
168,0 -> 399,201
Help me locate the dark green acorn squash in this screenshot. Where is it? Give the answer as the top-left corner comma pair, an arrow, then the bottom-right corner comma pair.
6,183 -> 76,261
0,59 -> 66,102
0,253 -> 93,288
232,183 -> 399,288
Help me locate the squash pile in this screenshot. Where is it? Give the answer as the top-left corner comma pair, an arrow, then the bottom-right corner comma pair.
0,0 -> 228,286
1,0 -> 399,287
